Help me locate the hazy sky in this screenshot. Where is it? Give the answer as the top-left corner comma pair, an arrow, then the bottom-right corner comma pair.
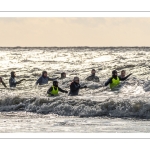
0,17 -> 150,47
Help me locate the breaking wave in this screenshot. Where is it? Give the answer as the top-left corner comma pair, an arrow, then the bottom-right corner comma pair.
1,90 -> 150,119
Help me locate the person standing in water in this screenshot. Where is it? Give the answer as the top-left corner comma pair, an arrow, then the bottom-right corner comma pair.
85,69 -> 100,82
47,80 -> 68,96
60,72 -> 66,79
105,70 -> 132,89
0,77 -> 7,88
9,71 -> 25,87
69,77 -> 87,96
119,70 -> 132,80
36,71 -> 58,85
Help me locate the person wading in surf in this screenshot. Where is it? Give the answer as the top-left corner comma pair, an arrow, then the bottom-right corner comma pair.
0,77 -> 7,88
59,72 -> 66,79
85,69 -> 100,82
105,70 -> 132,89
69,77 -> 87,96
47,80 -> 68,96
36,71 -> 58,85
119,70 -> 132,80
9,71 -> 25,87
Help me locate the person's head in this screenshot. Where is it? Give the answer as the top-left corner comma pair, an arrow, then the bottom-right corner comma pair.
42,71 -> 47,77
91,69 -> 96,75
73,76 -> 79,83
61,72 -> 66,78
112,70 -> 118,78
121,70 -> 126,78
0,77 -> 2,82
11,71 -> 16,78
53,80 -> 58,87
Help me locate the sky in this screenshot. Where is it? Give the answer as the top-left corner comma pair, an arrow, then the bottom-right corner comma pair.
0,17 -> 150,47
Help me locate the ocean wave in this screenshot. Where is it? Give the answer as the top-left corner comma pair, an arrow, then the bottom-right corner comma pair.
0,94 -> 150,119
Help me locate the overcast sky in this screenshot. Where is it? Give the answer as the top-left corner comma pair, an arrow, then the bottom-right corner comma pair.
0,17 -> 150,47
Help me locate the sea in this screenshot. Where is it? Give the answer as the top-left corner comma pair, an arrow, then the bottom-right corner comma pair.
0,47 -> 150,133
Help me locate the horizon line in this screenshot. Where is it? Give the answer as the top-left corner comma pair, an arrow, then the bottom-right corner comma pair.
0,46 -> 150,48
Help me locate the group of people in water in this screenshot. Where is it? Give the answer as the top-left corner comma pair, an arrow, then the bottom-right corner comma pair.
0,69 -> 132,96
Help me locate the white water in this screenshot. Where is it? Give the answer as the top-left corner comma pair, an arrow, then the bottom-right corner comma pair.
0,47 -> 150,132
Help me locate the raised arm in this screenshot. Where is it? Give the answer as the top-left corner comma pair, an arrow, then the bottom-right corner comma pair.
119,73 -> 132,81
48,77 -> 58,81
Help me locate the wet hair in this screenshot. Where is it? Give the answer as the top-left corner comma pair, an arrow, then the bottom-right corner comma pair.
42,71 -> 47,76
112,70 -> 117,75
53,80 -> 58,86
11,71 -> 15,77
121,70 -> 125,73
61,72 -> 66,77
92,69 -> 96,71
74,76 -> 79,81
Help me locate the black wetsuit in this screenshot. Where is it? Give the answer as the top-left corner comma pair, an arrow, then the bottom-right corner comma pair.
105,74 -> 132,86
58,77 -> 66,80
118,74 -> 132,80
86,74 -> 100,82
69,82 -> 85,96
36,76 -> 57,85
9,77 -> 21,87
0,77 -> 7,88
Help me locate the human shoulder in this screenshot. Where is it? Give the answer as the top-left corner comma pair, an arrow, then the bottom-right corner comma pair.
94,76 -> 99,80
86,75 -> 92,80
108,77 -> 113,82
38,76 -> 43,81
118,75 -> 121,78
9,77 -> 13,80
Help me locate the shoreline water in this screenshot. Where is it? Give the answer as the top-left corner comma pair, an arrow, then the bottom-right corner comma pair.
0,47 -> 150,132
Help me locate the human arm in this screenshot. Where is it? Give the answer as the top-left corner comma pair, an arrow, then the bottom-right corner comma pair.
16,79 -> 26,84
119,73 -> 132,81
80,85 -> 87,89
47,87 -> 53,94
105,78 -> 112,86
58,87 -> 68,93
48,77 -> 59,81
1,80 -> 7,88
